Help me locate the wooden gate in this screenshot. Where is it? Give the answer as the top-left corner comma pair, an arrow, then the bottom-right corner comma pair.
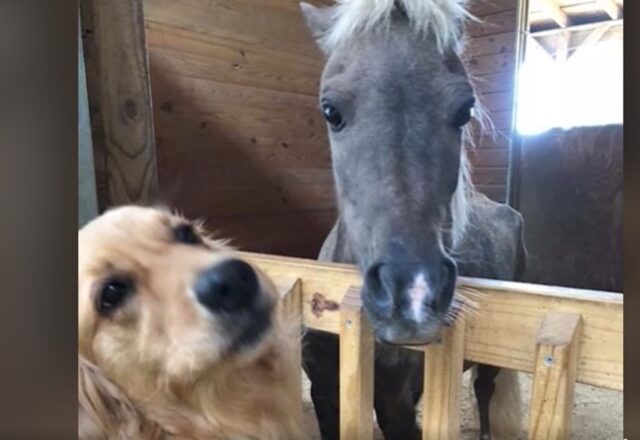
246,252 -> 623,440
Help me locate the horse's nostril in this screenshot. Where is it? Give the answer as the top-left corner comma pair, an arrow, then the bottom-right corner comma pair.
364,262 -> 395,308
443,257 -> 457,281
439,257 -> 458,308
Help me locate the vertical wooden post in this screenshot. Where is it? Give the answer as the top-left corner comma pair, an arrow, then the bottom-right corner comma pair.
421,316 -> 465,440
340,286 -> 374,440
80,0 -> 158,210
276,277 -> 303,423
528,312 -> 582,440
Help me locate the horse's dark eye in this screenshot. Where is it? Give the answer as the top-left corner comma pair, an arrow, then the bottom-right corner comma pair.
174,224 -> 199,245
322,102 -> 345,131
454,98 -> 476,128
97,279 -> 132,315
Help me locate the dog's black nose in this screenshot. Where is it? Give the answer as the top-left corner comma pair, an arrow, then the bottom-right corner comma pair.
194,260 -> 259,313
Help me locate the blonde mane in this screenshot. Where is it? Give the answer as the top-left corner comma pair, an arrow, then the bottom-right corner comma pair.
320,0 -> 473,53
451,97 -> 495,248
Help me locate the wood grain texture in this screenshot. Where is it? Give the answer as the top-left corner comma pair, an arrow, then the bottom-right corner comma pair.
528,313 -> 582,440
469,0 -> 518,17
276,277 -> 303,425
465,51 -> 516,76
421,317 -> 466,440
473,70 -> 516,94
468,148 -> 510,167
143,0 -> 333,257
467,9 -> 518,38
339,286 -> 375,440
205,210 -> 337,257
466,31 -> 517,57
477,91 -> 515,112
144,0 -> 329,59
243,252 -> 623,391
81,0 -> 158,210
465,0 -> 518,202
145,21 -> 324,96
517,125 -> 623,291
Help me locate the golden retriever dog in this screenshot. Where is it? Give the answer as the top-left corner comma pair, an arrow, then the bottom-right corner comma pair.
78,206 -> 303,439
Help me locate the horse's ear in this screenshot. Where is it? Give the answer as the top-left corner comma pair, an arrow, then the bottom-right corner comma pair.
300,2 -> 334,53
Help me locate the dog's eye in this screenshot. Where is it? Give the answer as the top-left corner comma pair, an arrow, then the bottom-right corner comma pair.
174,224 -> 200,245
97,279 -> 132,315
454,98 -> 476,129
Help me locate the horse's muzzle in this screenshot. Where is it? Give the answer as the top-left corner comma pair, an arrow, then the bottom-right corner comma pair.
361,256 -> 457,345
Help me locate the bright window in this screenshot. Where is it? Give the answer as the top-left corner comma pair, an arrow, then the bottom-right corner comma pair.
517,20 -> 623,135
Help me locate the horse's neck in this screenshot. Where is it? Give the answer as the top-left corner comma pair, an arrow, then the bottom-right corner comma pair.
318,217 -> 356,264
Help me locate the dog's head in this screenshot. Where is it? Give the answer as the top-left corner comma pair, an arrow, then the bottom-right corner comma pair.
78,206 -> 279,393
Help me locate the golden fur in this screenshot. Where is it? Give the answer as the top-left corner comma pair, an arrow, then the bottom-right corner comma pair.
78,206 -> 303,439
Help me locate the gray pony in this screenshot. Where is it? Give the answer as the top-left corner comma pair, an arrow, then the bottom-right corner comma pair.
299,1 -> 527,439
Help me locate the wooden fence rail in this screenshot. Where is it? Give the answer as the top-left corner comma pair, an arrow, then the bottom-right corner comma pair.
252,251 -> 623,440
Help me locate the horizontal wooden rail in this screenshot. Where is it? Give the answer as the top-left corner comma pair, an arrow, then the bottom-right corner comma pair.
244,252 -> 623,391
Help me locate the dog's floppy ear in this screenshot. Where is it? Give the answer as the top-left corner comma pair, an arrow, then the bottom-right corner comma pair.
78,357 -> 162,440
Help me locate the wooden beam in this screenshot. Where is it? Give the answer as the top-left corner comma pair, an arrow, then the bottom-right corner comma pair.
581,22 -> 614,47
528,313 -> 582,440
527,35 -> 555,59
530,19 -> 623,37
276,277 -> 303,426
339,287 -> 374,440
595,0 -> 621,19
563,23 -> 614,60
80,0 -> 158,210
555,30 -> 570,62
421,317 -> 466,440
242,252 -> 623,391
537,0 -> 569,28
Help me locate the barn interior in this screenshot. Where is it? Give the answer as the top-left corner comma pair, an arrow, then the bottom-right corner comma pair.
78,0 -> 623,438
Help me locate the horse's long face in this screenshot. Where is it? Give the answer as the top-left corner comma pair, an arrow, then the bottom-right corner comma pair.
303,6 -> 476,345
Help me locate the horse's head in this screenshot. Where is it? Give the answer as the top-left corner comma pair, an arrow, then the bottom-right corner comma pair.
302,0 -> 476,345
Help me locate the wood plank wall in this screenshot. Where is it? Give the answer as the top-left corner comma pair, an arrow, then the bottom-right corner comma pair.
142,0 -> 520,256
143,0 -> 334,257
465,0 -> 520,203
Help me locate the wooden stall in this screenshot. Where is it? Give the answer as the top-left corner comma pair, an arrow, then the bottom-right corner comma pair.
259,251 -> 623,440
80,0 -> 623,290
79,1 -> 624,438
81,0 -> 524,258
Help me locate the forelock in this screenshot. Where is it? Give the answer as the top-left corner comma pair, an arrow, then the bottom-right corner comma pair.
320,0 -> 473,54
